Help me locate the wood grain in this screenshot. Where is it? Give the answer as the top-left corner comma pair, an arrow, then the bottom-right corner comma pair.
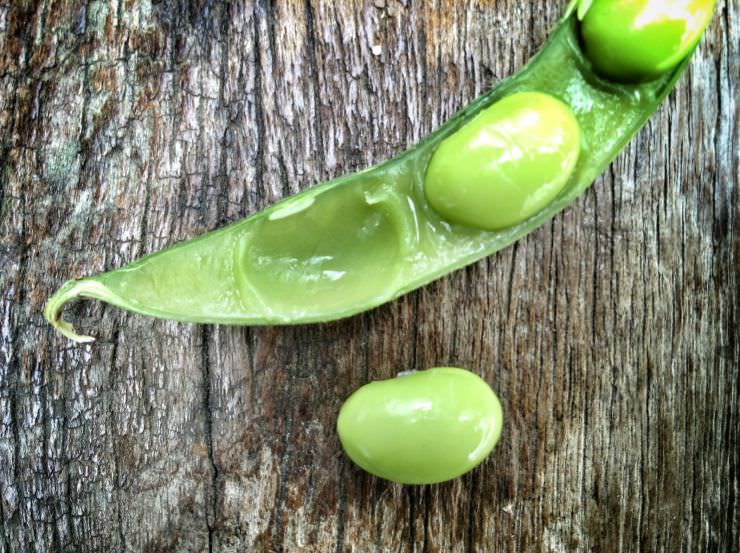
0,1 -> 737,551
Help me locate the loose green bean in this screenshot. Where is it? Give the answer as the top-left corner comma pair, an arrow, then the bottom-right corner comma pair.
45,1 -> 714,342
337,368 -> 503,485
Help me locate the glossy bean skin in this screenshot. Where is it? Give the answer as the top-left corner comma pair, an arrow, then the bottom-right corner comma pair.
337,368 -> 503,485
580,0 -> 716,82
424,92 -> 581,230
45,2 -> 712,342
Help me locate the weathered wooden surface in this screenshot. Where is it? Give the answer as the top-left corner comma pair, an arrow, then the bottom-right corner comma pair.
0,0 -> 737,551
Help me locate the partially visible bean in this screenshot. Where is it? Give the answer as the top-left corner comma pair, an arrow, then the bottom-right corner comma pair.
580,0 -> 716,83
337,368 -> 503,485
424,92 -> 581,231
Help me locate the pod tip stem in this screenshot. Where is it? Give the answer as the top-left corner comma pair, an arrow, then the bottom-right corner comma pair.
44,279 -> 100,343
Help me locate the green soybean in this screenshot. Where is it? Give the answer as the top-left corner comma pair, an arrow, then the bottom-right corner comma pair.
45,1 -> 713,342
424,92 -> 581,230
580,0 -> 716,82
337,368 -> 503,485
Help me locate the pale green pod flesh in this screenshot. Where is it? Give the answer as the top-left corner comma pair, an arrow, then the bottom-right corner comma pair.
45,2 -> 706,342
337,368 -> 503,485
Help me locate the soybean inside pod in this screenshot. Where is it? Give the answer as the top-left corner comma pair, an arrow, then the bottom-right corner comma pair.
45,1 -> 708,342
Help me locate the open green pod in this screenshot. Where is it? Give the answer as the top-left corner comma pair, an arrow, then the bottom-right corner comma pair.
45,1 -> 713,342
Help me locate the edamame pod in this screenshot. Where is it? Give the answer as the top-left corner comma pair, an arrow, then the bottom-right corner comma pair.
45,1 -> 715,342
337,368 -> 503,485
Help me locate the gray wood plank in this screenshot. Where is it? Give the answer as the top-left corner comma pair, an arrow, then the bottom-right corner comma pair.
0,1 -> 736,551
